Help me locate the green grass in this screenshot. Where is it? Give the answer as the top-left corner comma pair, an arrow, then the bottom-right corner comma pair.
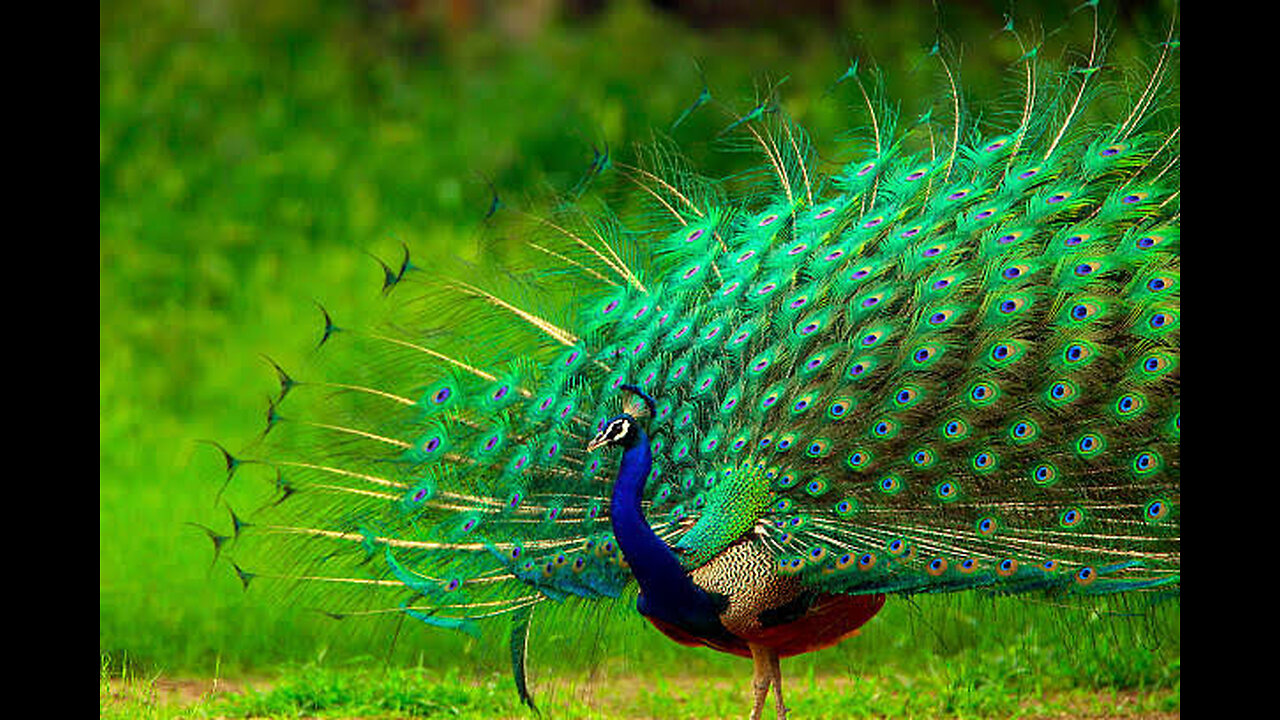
102,650 -> 1179,719
101,0 -> 1179,716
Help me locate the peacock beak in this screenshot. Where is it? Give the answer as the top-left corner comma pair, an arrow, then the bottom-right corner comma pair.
586,434 -> 608,453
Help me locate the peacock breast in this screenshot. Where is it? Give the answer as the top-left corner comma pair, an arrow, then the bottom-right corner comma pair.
689,531 -> 803,637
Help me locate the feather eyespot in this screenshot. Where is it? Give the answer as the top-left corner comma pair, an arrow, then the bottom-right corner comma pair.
1047,380 -> 1079,405
847,356 -> 878,379
1059,508 -> 1085,528
935,480 -> 958,501
911,448 -> 934,467
846,449 -> 871,469
1069,301 -> 1102,321
1009,420 -> 1038,442
827,398 -> 852,419
912,345 -> 938,364
1031,463 -> 1058,486
894,387 -> 919,407
1076,433 -> 1105,457
1140,352 -> 1174,375
871,419 -> 897,438
1147,310 -> 1176,330
1144,499 -> 1171,523
1063,342 -> 1094,365
805,439 -> 829,458
998,296 -> 1026,314
942,418 -> 969,440
971,451 -> 996,472
1074,261 -> 1101,277
1133,451 -> 1161,474
1115,393 -> 1145,416
968,382 -> 998,405
1136,233 -> 1167,249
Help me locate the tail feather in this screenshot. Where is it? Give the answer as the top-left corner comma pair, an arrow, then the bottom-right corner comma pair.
208,3 -> 1178,669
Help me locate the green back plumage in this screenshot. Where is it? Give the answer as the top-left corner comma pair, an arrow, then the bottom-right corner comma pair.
209,4 -> 1179,671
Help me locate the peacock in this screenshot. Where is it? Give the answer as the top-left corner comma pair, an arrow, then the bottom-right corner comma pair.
205,6 -> 1179,719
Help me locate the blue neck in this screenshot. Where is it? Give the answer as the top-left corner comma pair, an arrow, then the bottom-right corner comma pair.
609,426 -> 728,635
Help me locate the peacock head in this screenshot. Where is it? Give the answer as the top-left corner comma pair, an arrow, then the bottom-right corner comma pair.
587,414 -> 640,452
586,383 -> 656,453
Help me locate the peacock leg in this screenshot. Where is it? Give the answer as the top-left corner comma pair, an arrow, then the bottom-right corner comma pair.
768,648 -> 788,720
748,643 -> 774,720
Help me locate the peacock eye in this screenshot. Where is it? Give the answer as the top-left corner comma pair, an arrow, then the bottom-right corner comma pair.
609,419 -> 630,441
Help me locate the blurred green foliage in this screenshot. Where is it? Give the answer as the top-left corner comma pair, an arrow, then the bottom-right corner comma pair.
101,0 -> 1177,693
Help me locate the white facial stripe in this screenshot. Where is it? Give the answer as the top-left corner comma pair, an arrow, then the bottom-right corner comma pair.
607,418 -> 630,441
